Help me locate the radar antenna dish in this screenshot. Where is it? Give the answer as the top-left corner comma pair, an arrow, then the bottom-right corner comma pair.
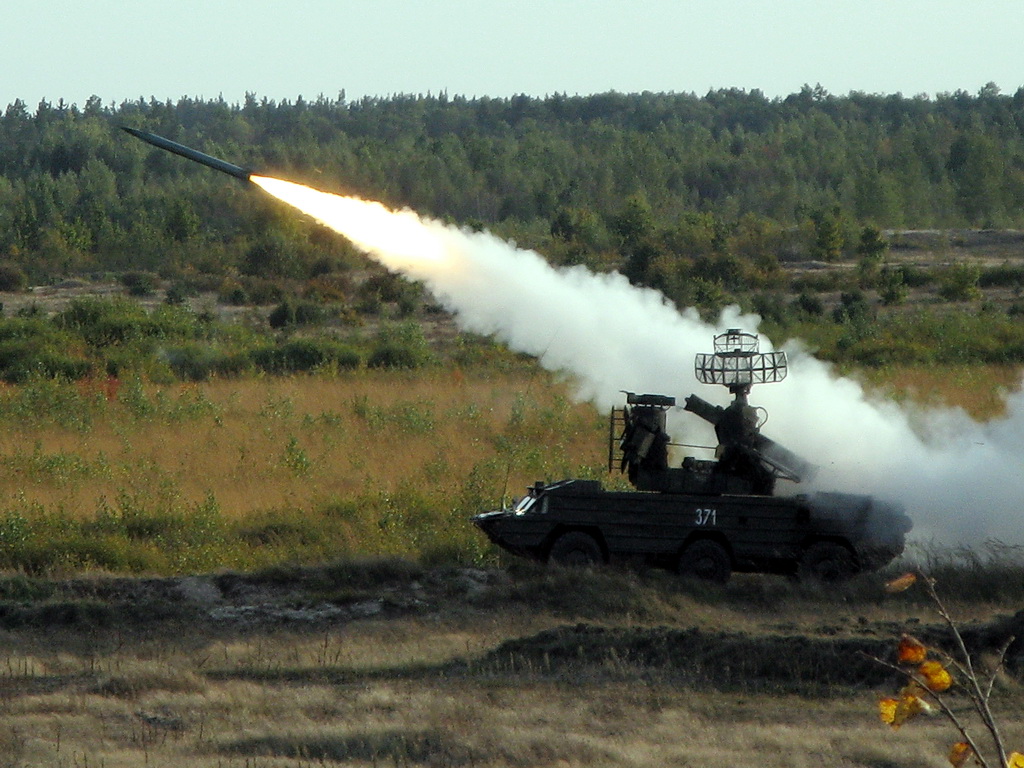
694,329 -> 787,394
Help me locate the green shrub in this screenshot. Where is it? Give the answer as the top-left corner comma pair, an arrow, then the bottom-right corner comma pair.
164,282 -> 195,305
360,271 -> 423,304
0,338 -> 91,383
242,234 -> 302,279
832,290 -> 873,324
119,271 -> 159,296
937,262 -> 982,301
251,338 -> 360,374
367,343 -> 423,369
979,263 -> 1024,288
791,270 -> 848,293
218,282 -> 249,305
55,297 -> 150,344
792,291 -> 824,317
161,344 -> 252,381
244,278 -> 286,305
268,299 -> 326,329
55,297 -> 203,351
0,263 -> 28,292
368,322 -> 434,369
878,266 -> 909,305
750,292 -> 789,325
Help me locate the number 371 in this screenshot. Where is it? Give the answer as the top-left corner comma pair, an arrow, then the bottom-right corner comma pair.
695,508 -> 717,526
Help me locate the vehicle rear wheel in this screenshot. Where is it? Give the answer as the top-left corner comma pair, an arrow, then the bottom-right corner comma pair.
548,531 -> 603,567
678,539 -> 731,583
799,541 -> 856,583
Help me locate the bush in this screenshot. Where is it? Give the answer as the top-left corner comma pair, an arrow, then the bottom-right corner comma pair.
55,297 -> 201,349
791,270 -> 849,293
268,299 -> 326,329
0,263 -> 28,292
792,291 -> 824,317
367,343 -> 423,369
161,344 -> 252,381
832,290 -> 873,324
119,271 -> 159,297
220,277 -> 286,306
367,322 -> 433,369
304,274 -> 351,302
750,292 -> 789,325
0,339 -> 92,383
878,266 -> 909,306
242,234 -> 302,279
251,338 -> 360,374
218,280 -> 249,306
937,262 -> 982,301
360,271 -> 423,304
979,263 -> 1024,289
55,297 -> 151,345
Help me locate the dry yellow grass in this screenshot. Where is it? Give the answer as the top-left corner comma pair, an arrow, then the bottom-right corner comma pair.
0,362 -> 1019,573
858,363 -> 1023,420
2,363 -> 1015,526
0,369 -> 606,521
0,606 -> 1018,768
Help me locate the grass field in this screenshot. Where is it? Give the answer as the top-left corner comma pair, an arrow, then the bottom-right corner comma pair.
0,362 -> 1018,575
0,363 -> 1021,767
0,563 -> 1020,767
0,367 -> 610,574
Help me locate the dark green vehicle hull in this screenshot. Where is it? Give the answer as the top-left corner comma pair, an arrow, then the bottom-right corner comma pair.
474,480 -> 911,580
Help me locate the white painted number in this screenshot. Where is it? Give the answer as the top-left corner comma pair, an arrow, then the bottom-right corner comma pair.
695,508 -> 717,526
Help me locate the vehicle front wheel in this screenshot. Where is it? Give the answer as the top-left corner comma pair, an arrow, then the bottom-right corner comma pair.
678,539 -> 731,583
548,531 -> 603,567
799,541 -> 856,583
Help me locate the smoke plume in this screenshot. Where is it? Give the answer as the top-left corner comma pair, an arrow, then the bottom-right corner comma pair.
250,176 -> 1023,546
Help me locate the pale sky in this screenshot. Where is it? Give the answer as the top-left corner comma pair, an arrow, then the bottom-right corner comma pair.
3,0 -> 1023,110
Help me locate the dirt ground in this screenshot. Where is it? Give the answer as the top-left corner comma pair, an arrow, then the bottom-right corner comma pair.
0,561 -> 1020,767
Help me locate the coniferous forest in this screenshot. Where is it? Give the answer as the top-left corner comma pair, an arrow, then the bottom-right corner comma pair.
2,85 -> 1024,375
3,86 -> 1024,281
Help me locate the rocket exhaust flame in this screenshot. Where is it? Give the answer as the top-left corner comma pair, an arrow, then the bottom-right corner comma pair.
251,176 -> 1024,549
118,129 -> 1024,547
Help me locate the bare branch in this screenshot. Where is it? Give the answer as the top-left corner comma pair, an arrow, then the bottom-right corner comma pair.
983,636 -> 1016,700
920,575 -> 1009,766
864,650 -> 992,768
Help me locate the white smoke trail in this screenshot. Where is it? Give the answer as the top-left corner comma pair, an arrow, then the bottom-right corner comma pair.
251,177 -> 1024,546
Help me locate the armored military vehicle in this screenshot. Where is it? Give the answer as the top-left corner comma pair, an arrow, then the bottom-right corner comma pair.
474,330 -> 911,582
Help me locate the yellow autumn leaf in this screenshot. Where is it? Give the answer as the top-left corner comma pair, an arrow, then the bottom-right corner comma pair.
880,689 -> 929,730
1008,752 -> 1024,768
897,633 -> 928,664
878,697 -> 898,725
885,572 -> 918,593
894,694 -> 926,728
948,741 -> 972,768
919,659 -> 953,692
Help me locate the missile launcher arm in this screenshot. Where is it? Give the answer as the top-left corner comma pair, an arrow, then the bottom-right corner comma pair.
683,392 -> 814,485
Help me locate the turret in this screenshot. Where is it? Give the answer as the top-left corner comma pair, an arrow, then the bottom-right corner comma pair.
611,330 -> 814,496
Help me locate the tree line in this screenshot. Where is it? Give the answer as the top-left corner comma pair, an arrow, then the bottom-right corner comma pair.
1,85 -> 1023,294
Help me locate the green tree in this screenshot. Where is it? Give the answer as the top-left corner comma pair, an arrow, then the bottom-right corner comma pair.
242,233 -> 302,279
878,266 -> 908,306
810,206 -> 846,262
610,194 -> 660,285
937,262 -> 982,301
856,225 -> 889,287
946,133 -> 1005,225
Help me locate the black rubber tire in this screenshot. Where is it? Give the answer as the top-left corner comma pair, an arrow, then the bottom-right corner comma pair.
548,531 -> 603,567
799,541 -> 857,583
677,539 -> 731,584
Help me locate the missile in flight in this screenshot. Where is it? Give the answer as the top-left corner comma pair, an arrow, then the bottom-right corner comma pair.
121,126 -> 252,181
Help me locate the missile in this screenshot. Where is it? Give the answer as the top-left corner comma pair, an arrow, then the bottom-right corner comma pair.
121,126 -> 252,181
